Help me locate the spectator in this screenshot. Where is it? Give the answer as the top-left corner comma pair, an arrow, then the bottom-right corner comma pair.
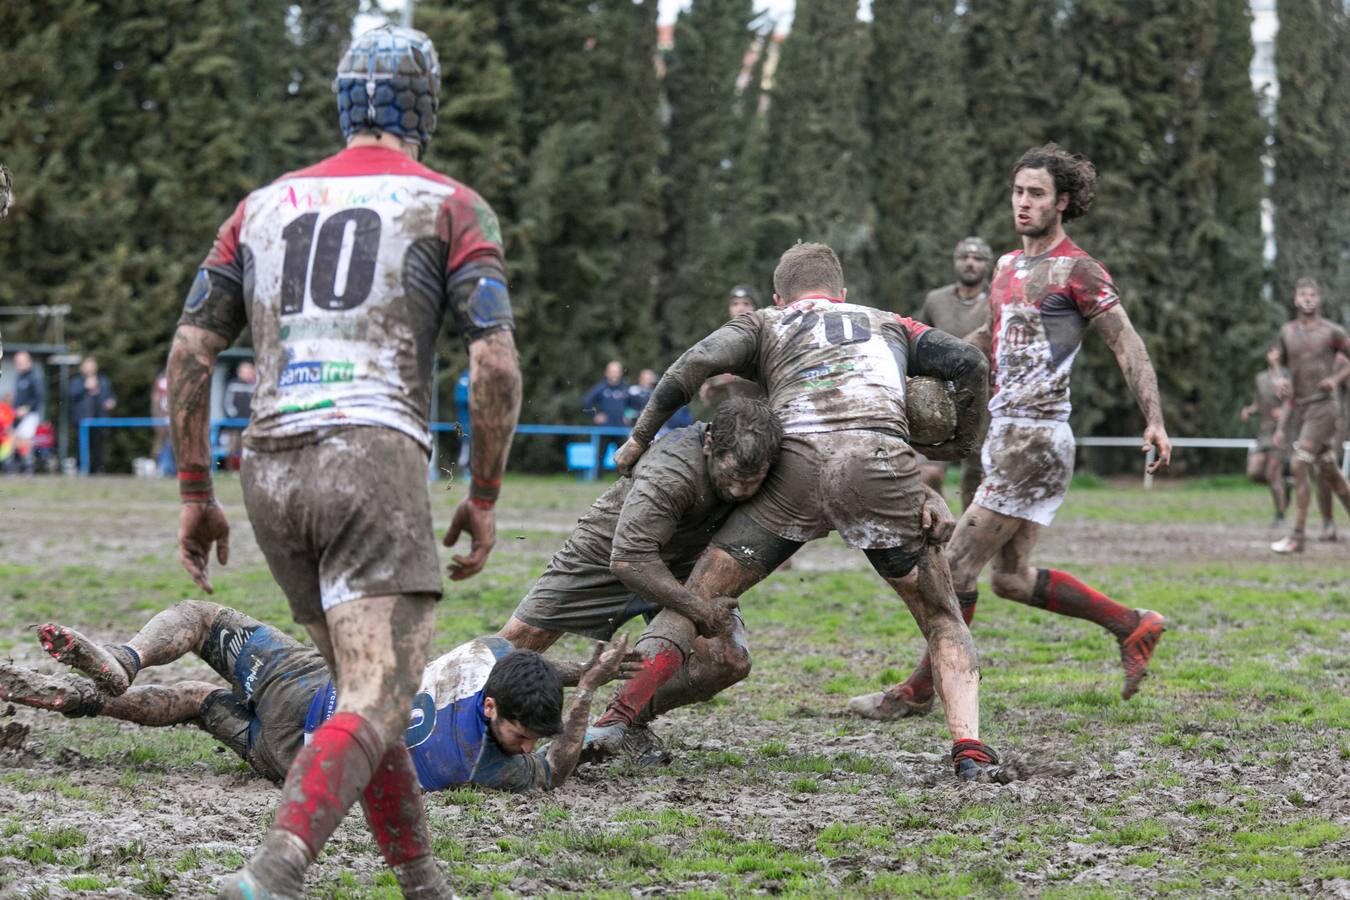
628,368 -> 692,437
221,361 -> 257,471
582,360 -> 629,426
12,351 -> 44,474
727,284 -> 758,318
68,356 -> 116,474
151,369 -> 174,476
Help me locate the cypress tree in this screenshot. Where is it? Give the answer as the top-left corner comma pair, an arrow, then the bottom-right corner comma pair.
761,0 -> 872,298
659,0 -> 760,350
865,0 -> 977,314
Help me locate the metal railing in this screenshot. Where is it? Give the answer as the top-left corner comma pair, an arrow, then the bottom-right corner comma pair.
74,417 -> 1350,483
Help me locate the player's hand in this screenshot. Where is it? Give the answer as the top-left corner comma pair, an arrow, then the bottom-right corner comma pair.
1318,376 -> 1337,394
1274,378 -> 1292,400
178,501 -> 229,593
443,498 -> 496,581
613,438 -> 647,477
920,486 -> 956,544
692,595 -> 739,638
1143,424 -> 1171,474
579,635 -> 630,691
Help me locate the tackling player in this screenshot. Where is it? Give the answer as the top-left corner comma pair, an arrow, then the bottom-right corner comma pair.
1270,277 -> 1350,553
0,605 -> 626,793
915,237 -> 994,509
592,242 -> 999,780
850,144 -> 1172,722
167,26 -> 521,897
499,397 -> 783,753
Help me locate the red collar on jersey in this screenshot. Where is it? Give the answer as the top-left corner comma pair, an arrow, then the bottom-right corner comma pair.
795,293 -> 846,304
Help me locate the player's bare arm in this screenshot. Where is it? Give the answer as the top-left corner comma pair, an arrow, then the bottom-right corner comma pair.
168,323 -> 232,593
907,328 -> 990,462
545,636 -> 628,787
611,558 -> 739,637
615,324 -> 759,474
1091,305 -> 1171,472
444,329 -> 522,581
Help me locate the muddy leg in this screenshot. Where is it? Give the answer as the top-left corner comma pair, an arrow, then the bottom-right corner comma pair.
497,616 -> 562,653
959,456 -> 984,514
230,594 -> 442,899
1262,452 -> 1287,520
37,600 -> 223,696
1315,454 -> 1350,518
1289,451 -> 1313,537
100,681 -> 219,726
640,616 -> 752,722
596,546 -> 767,729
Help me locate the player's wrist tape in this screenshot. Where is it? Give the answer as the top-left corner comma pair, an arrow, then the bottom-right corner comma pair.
469,475 -> 500,506
468,495 -> 496,510
178,470 -> 214,502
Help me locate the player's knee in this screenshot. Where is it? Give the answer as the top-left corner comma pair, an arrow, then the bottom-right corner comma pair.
498,617 -> 559,652
719,642 -> 752,686
1246,455 -> 1265,482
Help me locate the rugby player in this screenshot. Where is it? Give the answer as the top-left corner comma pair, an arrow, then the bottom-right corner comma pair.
167,25 -> 520,897
1270,277 -> 1350,553
915,237 -> 994,509
1241,346 -> 1291,528
592,242 -> 999,780
498,397 -> 783,752
850,144 -> 1172,723
0,604 -> 626,793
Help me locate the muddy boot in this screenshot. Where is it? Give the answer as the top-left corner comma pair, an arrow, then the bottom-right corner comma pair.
1118,610 -> 1166,700
579,722 -> 628,764
951,739 -> 1002,782
1316,521 -> 1338,542
218,831 -> 310,900
37,624 -> 137,696
0,663 -> 104,718
1270,533 -> 1305,554
390,856 -> 455,899
846,683 -> 934,721
622,723 -> 672,767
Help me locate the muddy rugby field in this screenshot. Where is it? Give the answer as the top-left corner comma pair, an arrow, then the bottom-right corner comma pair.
0,474 -> 1346,897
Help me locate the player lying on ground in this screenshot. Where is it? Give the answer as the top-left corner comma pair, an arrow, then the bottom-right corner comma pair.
498,397 -> 783,757
849,144 -> 1172,723
0,601 -> 627,792
1269,277 -> 1350,553
590,242 -> 999,780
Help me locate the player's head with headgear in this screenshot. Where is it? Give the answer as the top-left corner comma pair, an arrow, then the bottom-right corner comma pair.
482,649 -> 563,754
727,285 -> 759,318
705,397 -> 784,503
772,242 -> 845,305
1010,143 -> 1097,235
334,24 -> 441,159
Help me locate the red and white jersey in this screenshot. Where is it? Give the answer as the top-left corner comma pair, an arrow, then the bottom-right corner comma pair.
197,145 -> 508,451
987,237 -> 1119,422
721,298 -> 931,436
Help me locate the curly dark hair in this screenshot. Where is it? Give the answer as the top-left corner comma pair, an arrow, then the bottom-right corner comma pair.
483,650 -> 563,737
710,397 -> 784,476
1011,143 -> 1097,222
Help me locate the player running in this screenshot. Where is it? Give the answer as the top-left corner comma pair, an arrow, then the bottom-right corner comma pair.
1270,277 -> 1350,553
499,397 -> 783,754
168,26 -> 520,897
915,237 -> 994,510
0,605 -> 627,793
849,144 -> 1173,722
590,242 -> 999,780
1241,346 -> 1291,528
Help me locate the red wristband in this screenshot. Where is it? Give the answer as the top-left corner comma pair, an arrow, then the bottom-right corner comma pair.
469,496 -> 496,511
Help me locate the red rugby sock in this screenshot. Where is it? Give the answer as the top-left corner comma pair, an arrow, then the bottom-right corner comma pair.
593,639 -> 684,728
273,711 -> 383,859
1034,569 -> 1137,640
361,742 -> 432,868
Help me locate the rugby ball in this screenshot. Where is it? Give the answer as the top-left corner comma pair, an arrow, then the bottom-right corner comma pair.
906,376 -> 957,445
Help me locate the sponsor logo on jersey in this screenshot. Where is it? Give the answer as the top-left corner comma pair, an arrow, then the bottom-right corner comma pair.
279,319 -> 369,341
278,360 -> 356,389
281,184 -> 410,210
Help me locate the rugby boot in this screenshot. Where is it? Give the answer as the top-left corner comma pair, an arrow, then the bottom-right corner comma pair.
1270,533 -> 1305,554
952,739 -> 1001,782
0,663 -> 103,717
623,723 -> 673,767
1118,609 -> 1166,700
37,623 -> 136,696
218,831 -> 309,900
846,683 -> 934,720
579,721 -> 628,763
1316,522 -> 1338,542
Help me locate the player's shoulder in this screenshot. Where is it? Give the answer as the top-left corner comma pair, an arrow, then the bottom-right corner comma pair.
637,423 -> 707,476
924,283 -> 955,303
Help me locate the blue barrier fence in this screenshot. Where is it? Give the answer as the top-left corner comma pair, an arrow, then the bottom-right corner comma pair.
78,417 -> 633,481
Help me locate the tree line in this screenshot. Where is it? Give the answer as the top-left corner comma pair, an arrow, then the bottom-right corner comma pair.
1,0 -> 1346,469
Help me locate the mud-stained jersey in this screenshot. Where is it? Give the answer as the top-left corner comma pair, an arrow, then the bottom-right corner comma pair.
987,237 -> 1119,422
179,144 -> 512,453
1276,319 -> 1350,407
707,299 -> 931,438
305,636 -> 551,793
